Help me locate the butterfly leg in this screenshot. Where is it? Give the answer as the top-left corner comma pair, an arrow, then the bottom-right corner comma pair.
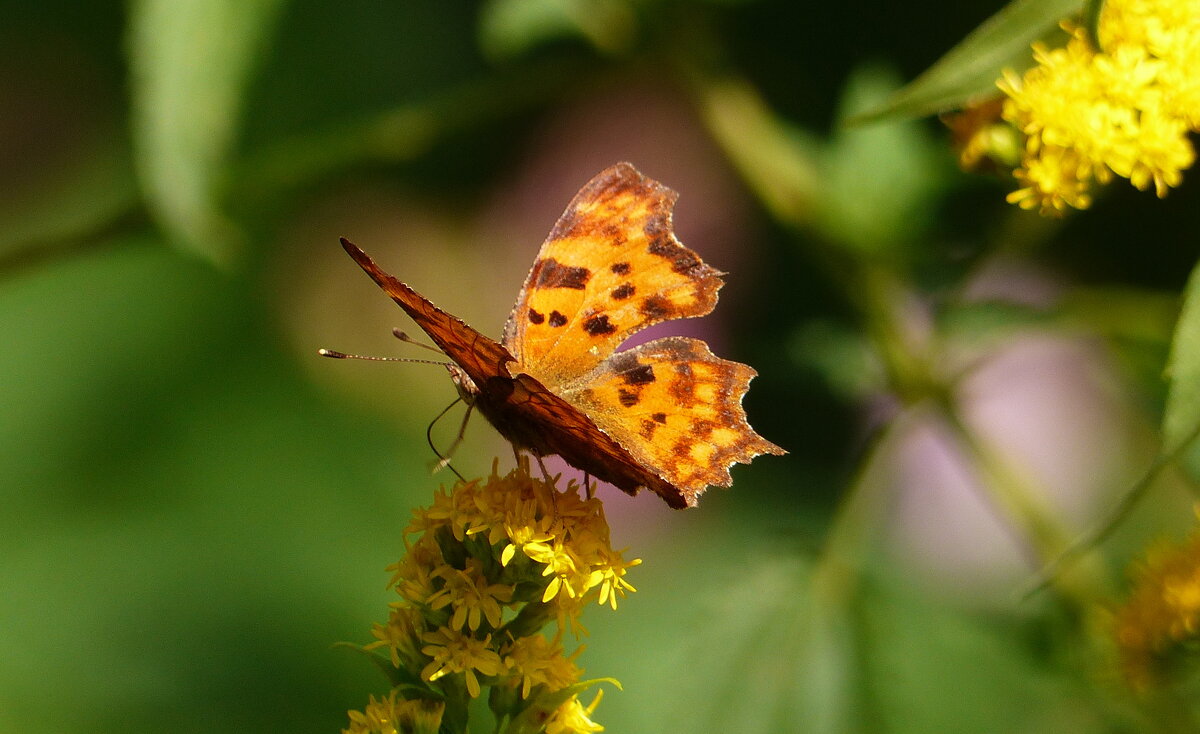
534,454 -> 554,485
532,453 -> 560,517
427,398 -> 469,481
583,472 -> 594,500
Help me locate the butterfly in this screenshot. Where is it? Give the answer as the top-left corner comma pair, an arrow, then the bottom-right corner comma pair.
337,163 -> 784,508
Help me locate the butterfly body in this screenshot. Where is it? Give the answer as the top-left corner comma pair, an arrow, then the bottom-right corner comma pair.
341,163 -> 783,508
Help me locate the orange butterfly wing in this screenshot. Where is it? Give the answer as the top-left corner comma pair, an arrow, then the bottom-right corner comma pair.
501,163 -> 784,506
502,162 -> 723,385
560,336 -> 783,504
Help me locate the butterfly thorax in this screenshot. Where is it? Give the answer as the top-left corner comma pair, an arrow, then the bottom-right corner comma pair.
447,363 -> 566,459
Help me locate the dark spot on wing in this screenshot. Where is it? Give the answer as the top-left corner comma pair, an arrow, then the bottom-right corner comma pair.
618,388 -> 639,407
670,362 -> 696,407
610,262 -> 631,275
601,223 -> 626,246
583,314 -> 616,336
640,295 -> 672,320
621,364 -> 655,385
611,283 -> 635,301
534,258 -> 591,289
548,311 -> 568,327
652,412 -> 667,424
527,308 -> 545,325
608,350 -> 639,373
640,419 -> 658,440
648,239 -> 703,274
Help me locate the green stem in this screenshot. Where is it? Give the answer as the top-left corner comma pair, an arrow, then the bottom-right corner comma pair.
1024,417 -> 1200,598
936,394 -> 1108,608
809,413 -> 907,607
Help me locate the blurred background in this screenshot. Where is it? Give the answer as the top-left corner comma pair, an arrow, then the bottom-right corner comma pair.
3,0 -> 1200,732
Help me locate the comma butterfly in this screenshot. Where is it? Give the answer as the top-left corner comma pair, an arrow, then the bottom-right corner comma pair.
338,163 -> 784,508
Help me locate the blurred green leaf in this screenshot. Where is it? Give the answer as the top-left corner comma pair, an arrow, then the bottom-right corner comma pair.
847,0 -> 1079,125
479,0 -> 636,59
236,60 -> 581,203
790,319 -> 881,401
1163,258 -> 1200,458
938,300 -> 1053,341
0,237 -> 427,732
654,554 -> 868,733
818,67 -> 946,255
127,0 -> 285,264
864,581 -> 1078,734
698,76 -> 822,228
0,137 -> 136,262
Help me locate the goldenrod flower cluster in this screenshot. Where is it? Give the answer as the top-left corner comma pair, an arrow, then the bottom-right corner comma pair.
997,0 -> 1200,215
1113,529 -> 1200,690
342,460 -> 639,734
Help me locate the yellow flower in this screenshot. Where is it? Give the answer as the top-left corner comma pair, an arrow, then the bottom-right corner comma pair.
1005,145 -> 1093,214
996,0 -> 1200,214
352,462 -> 634,729
365,605 -> 424,669
343,692 -> 444,734
419,627 -> 504,698
501,634 -> 582,699
588,546 -> 641,611
501,516 -> 555,567
546,690 -> 605,734
1114,530 -> 1200,689
527,538 -> 583,603
427,559 -> 513,631
388,534 -> 442,605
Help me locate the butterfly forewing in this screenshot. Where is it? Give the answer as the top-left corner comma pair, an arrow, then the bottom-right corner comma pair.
339,238 -> 515,390
502,163 -> 724,389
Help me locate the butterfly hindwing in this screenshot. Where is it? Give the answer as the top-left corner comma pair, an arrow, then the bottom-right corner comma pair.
560,336 -> 785,505
502,163 -> 723,389
499,373 -> 691,507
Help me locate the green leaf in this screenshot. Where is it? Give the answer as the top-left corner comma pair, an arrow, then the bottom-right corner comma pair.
478,0 -> 636,59
818,66 -> 946,255
1163,257 -> 1200,458
697,76 -> 822,228
127,0 -> 286,264
846,0 -> 1080,125
0,136 -> 137,263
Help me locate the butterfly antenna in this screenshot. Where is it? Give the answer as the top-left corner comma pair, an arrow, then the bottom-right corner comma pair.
426,397 -> 466,481
392,329 -> 445,355
317,348 -> 452,368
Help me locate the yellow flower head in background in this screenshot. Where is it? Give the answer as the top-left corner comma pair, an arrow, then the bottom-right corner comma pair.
343,692 -> 445,734
1114,528 -> 1200,689
998,0 -> 1200,215
344,461 -> 638,733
